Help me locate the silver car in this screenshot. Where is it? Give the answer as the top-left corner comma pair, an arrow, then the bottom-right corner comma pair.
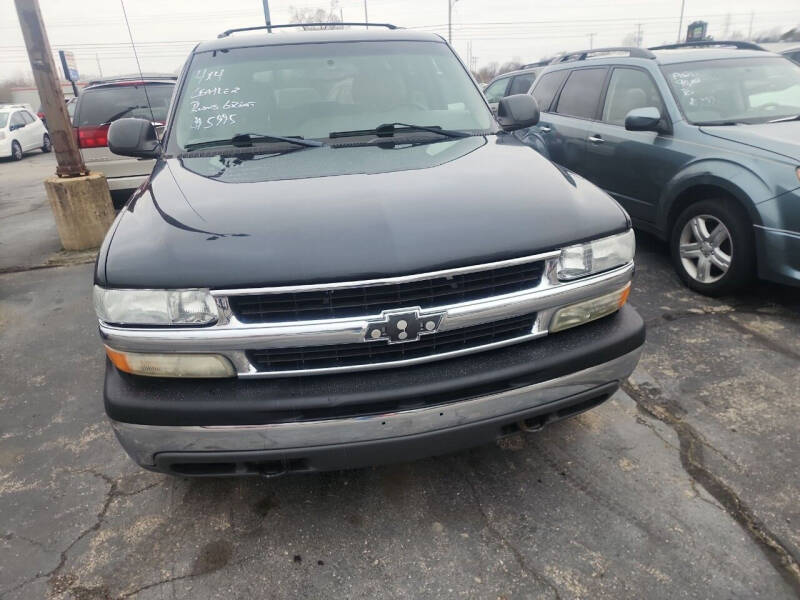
72,76 -> 175,207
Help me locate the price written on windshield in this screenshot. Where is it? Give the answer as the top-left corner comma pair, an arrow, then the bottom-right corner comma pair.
187,67 -> 257,130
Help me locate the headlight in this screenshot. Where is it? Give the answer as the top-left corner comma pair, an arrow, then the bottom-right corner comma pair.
105,346 -> 235,378
93,287 -> 218,326
550,283 -> 631,332
558,229 -> 635,281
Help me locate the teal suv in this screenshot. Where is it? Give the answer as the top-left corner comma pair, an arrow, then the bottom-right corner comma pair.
524,41 -> 800,295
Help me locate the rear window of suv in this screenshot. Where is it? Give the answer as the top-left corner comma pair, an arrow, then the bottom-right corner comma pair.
531,70 -> 568,112
555,68 -> 608,119
75,82 -> 174,127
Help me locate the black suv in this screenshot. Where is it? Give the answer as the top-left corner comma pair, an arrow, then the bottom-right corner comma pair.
96,25 -> 644,476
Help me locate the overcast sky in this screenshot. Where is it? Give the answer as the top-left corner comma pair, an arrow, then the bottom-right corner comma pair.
2,0 -> 799,80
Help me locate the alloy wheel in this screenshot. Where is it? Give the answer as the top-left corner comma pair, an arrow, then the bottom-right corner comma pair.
678,214 -> 732,284
12,142 -> 22,160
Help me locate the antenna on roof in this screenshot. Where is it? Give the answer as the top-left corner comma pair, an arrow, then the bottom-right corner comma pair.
119,0 -> 156,125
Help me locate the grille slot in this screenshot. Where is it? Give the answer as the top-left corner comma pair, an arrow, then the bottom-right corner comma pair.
247,313 -> 536,372
229,261 -> 544,323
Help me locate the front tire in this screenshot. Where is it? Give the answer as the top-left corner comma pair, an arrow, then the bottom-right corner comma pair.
42,133 -> 52,153
670,199 -> 754,296
10,141 -> 22,161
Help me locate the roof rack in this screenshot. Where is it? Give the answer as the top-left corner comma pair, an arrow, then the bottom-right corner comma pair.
520,59 -> 554,69
554,46 -> 656,63
649,40 -> 765,51
218,22 -> 398,38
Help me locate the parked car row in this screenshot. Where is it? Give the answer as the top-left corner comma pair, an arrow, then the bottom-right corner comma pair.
486,41 -> 800,295
6,75 -> 177,209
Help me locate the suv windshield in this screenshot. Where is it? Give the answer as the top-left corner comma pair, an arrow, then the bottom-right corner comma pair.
75,82 -> 175,127
170,40 -> 492,152
662,56 -> 800,124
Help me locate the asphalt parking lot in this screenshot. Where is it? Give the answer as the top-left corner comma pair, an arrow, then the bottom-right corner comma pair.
1,157 -> 799,599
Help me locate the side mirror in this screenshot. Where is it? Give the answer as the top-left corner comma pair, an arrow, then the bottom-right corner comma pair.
496,94 -> 540,131
624,106 -> 665,133
108,117 -> 160,158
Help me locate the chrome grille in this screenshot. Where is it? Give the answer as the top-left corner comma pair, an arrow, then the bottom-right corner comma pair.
229,260 -> 545,323
247,313 -> 537,373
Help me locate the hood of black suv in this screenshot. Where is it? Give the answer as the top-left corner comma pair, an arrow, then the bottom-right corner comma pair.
99,136 -> 630,289
700,121 -> 800,162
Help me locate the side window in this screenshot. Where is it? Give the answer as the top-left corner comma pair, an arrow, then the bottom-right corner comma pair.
601,68 -> 664,125
22,111 -> 36,124
554,68 -> 608,119
531,70 -> 568,112
483,77 -> 510,103
508,73 -> 536,95
10,112 -> 25,128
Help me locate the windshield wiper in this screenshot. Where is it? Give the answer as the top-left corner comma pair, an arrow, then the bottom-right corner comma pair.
767,114 -> 800,123
329,122 -> 470,139
184,133 -> 325,152
694,120 -> 740,126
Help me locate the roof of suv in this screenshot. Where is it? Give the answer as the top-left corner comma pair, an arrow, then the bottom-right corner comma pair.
196,28 -> 443,53
650,47 -> 773,64
545,43 -> 787,70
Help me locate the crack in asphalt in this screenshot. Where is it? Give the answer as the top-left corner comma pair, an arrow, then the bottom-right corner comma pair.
36,470 -> 162,599
460,466 -> 563,600
622,379 -> 800,595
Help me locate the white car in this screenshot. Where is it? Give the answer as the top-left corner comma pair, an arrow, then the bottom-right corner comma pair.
0,105 -> 51,160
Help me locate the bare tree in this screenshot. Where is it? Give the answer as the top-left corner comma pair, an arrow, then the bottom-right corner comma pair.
289,1 -> 344,30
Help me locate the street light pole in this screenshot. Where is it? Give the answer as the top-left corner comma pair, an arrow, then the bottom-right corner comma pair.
448,0 -> 461,43
262,0 -> 272,32
677,0 -> 685,42
448,0 -> 452,43
364,0 -> 368,28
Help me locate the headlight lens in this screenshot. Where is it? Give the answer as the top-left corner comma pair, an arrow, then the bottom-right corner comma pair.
105,346 -> 235,378
93,287 -> 218,326
550,283 -> 631,332
558,229 -> 635,281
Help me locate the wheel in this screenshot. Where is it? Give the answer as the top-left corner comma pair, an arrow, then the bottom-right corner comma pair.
42,133 -> 52,153
10,140 -> 22,161
670,199 -> 754,296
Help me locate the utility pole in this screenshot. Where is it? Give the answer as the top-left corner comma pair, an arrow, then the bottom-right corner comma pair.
15,0 -> 84,177
262,0 -> 272,32
635,23 -> 643,47
677,0 -> 685,42
588,32 -> 595,49
14,0 -> 115,250
364,0 -> 368,28
448,0 -> 452,43
95,52 -> 103,78
448,0 -> 461,43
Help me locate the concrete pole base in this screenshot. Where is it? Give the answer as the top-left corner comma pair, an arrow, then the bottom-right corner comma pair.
43,172 -> 116,251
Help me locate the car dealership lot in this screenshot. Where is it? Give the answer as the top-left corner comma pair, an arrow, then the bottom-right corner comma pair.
1,182 -> 799,599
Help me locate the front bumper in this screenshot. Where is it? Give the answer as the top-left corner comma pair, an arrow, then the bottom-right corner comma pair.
754,224 -> 800,286
108,305 -> 645,475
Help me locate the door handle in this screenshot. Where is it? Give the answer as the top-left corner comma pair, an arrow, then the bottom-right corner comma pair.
588,135 -> 604,144
539,125 -> 551,133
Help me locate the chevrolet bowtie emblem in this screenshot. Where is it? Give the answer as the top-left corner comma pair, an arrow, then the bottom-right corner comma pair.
365,308 -> 445,344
